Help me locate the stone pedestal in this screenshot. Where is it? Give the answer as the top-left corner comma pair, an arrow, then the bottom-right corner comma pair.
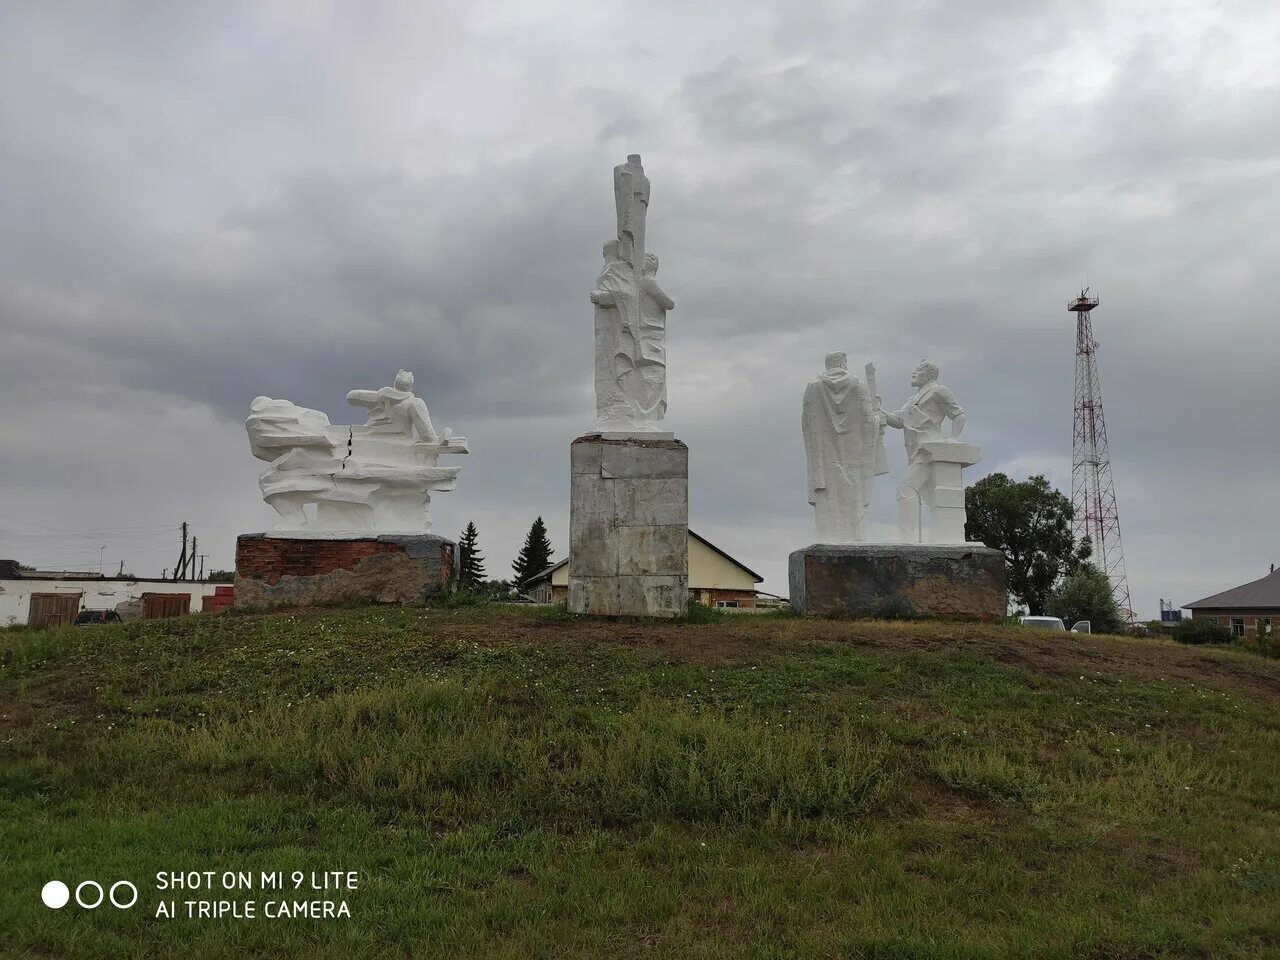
788,543 -> 1006,621
235,532 -> 455,610
568,434 -> 688,617
916,440 -> 981,544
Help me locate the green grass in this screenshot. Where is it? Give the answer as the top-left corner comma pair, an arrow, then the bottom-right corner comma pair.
3,605 -> 1279,958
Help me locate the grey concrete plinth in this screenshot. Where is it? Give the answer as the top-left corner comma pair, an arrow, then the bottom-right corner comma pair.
235,533 -> 455,609
568,434 -> 689,617
788,543 -> 1006,621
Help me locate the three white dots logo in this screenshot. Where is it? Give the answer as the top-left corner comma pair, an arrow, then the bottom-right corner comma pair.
42,880 -> 138,910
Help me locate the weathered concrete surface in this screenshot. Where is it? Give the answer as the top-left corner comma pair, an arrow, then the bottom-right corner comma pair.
788,543 -> 1006,620
235,533 -> 455,609
568,435 -> 688,617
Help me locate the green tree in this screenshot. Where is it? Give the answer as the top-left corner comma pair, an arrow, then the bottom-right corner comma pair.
457,522 -> 486,588
512,517 -> 554,585
1047,563 -> 1124,634
206,570 -> 235,583
1172,618 -> 1232,645
965,473 -> 1090,615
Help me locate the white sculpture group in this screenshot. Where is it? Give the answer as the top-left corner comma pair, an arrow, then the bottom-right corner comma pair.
246,370 -> 468,533
242,155 -> 980,553
802,357 -> 979,544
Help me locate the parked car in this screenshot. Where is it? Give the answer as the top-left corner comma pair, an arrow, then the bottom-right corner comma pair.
75,609 -> 122,625
1019,616 -> 1091,633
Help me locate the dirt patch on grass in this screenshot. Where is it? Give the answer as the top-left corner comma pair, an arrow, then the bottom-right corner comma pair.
410,612 -> 1280,702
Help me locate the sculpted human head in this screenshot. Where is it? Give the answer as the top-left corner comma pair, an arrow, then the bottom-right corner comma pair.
394,369 -> 414,392
643,253 -> 659,276
603,239 -> 620,263
824,352 -> 847,372
911,360 -> 939,387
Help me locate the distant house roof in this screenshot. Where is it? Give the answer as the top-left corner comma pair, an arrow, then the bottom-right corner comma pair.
0,560 -> 105,580
517,531 -> 763,587
1185,567 -> 1280,610
522,558 -> 568,587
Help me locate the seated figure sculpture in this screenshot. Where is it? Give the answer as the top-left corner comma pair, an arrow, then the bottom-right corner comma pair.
246,370 -> 467,533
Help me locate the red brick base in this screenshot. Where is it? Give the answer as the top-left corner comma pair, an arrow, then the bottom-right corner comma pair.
235,534 -> 455,608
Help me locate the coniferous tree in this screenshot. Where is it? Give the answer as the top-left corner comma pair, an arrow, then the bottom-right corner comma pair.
458,521 -> 486,588
512,516 -> 554,585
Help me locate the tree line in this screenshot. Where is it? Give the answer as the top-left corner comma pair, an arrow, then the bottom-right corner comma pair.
455,516 -> 555,598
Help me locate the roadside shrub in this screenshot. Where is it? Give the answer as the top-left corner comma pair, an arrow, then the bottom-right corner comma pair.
682,597 -> 728,623
1172,618 -> 1232,645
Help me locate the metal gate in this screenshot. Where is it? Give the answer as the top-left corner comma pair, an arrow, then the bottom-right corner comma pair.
28,593 -> 81,629
142,593 -> 191,619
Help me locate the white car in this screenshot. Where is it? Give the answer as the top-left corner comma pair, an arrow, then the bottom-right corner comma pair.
1020,616 -> 1091,633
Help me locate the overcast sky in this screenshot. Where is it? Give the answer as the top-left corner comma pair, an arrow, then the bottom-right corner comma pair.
2,0 -> 1277,616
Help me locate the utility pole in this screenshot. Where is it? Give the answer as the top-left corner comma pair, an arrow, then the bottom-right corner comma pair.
197,553 -> 207,581
118,560 -> 124,577
189,537 -> 198,581
174,522 -> 188,582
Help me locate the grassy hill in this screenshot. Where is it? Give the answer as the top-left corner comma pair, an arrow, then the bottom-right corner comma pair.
3,605 -> 1279,959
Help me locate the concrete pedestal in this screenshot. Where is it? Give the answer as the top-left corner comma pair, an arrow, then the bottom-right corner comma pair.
788,543 -> 1006,621
235,532 -> 455,609
568,434 -> 688,617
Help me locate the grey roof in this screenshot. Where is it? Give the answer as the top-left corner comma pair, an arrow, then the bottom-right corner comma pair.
1185,568 -> 1280,609
520,557 -> 568,587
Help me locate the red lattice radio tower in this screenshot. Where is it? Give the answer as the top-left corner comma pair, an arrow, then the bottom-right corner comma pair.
1069,289 -> 1134,622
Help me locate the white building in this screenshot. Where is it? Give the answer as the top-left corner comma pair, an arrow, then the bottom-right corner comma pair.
0,561 -> 221,628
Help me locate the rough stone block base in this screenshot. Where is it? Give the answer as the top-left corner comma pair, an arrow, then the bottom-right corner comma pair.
788,543 -> 1006,621
568,434 -> 688,617
235,533 -> 455,609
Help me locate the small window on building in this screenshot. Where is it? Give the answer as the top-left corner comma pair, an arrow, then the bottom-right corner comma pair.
1231,618 -> 1245,637
715,600 -> 738,609
1258,617 -> 1272,636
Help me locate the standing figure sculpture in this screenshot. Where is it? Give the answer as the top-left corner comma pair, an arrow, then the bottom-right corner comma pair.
590,154 -> 675,432
801,353 -> 886,542
881,360 -> 979,544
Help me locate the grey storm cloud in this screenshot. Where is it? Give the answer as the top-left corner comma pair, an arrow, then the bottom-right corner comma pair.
1,0 -> 1277,612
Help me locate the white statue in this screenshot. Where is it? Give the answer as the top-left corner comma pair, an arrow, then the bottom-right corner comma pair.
590,154 -> 674,432
246,370 -> 468,533
801,353 -> 887,542
880,360 -> 980,544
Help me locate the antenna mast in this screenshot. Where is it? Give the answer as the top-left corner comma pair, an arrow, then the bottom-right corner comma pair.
1068,289 -> 1134,623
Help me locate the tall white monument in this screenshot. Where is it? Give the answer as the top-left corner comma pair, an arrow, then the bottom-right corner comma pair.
880,359 -> 979,544
590,154 -> 675,434
800,352 -> 887,542
569,155 -> 689,617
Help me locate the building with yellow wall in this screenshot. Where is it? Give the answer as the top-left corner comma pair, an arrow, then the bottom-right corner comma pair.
520,530 -> 762,608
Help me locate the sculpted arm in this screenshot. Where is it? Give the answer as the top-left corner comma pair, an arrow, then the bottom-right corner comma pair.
881,406 -> 905,430
642,277 -> 675,311
346,389 -> 380,409
936,387 -> 965,436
